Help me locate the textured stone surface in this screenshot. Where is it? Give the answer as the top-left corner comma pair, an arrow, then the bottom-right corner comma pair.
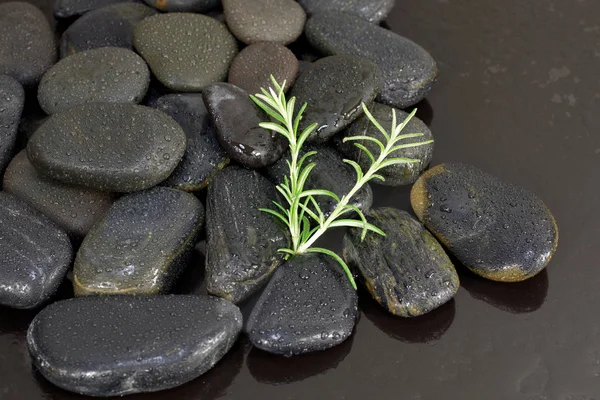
74,187 -> 204,295
335,102 -> 434,186
0,75 -> 24,175
411,163 -> 559,282
153,94 -> 229,191
3,150 -> 116,238
27,295 -> 242,396
134,13 -> 238,92
27,103 -> 186,192
60,3 -> 158,58
297,0 -> 395,23
0,192 -> 72,309
228,42 -> 299,95
247,254 -> 358,356
306,11 -> 438,108
223,0 -> 306,45
289,55 -> 381,143
143,0 -> 220,12
203,83 -> 287,169
343,207 -> 459,317
38,47 -> 150,115
206,166 -> 288,303
0,2 -> 56,87
54,0 -> 135,18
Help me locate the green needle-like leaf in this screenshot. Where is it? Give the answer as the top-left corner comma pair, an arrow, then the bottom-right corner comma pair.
343,135 -> 386,154
361,102 -> 390,141
305,247 -> 357,290
353,143 -> 376,164
259,208 -> 290,226
343,159 -> 364,181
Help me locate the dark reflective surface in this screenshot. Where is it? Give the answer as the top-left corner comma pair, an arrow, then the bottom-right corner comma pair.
1,0 -> 600,399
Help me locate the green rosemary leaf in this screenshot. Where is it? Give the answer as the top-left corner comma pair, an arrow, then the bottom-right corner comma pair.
297,150 -> 317,172
361,102 -> 390,141
343,204 -> 369,240
298,199 -> 321,224
293,102 -> 308,135
278,248 -> 296,256
250,95 -> 286,125
259,208 -> 290,226
352,143 -> 376,164
259,122 -> 289,138
301,216 -> 311,242
343,159 -> 364,181
297,163 -> 317,192
393,108 -> 417,138
297,123 -> 318,150
300,189 -> 340,202
275,185 -> 292,204
378,157 -> 420,169
371,173 -> 386,182
342,135 -> 386,154
304,248 -> 357,290
328,219 -> 386,236
272,201 -> 290,216
390,140 -> 434,153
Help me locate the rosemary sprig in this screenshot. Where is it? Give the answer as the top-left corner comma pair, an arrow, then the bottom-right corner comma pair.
250,76 -> 433,289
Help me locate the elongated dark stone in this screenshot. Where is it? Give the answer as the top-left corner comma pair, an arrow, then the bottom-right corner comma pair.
54,0 -> 135,18
297,0 -> 395,23
0,75 -> 24,175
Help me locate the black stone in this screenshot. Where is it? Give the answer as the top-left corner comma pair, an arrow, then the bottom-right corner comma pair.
203,83 -> 287,169
305,11 -> 438,108
143,0 -> 220,12
27,295 -> 242,396
0,192 -> 72,309
246,254 -> 358,356
60,3 -> 158,58
27,103 -> 187,192
0,2 -> 56,87
335,102 -> 434,186
0,75 -> 24,175
343,207 -> 459,317
73,187 -> 204,295
153,94 -> 230,191
54,0 -> 135,18
289,55 -> 381,143
411,163 -> 559,282
206,166 -> 288,303
266,145 -> 373,217
297,0 -> 395,23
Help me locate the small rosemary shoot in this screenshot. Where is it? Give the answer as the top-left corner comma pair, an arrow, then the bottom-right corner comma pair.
250,76 -> 433,290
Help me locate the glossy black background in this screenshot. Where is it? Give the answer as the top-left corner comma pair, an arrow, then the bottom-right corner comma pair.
1,0 -> 599,399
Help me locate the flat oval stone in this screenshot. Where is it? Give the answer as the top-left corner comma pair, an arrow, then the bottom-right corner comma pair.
0,2 -> 56,87
335,102 -> 434,186
60,3 -> 158,58
0,192 -> 72,309
38,47 -> 150,115
343,207 -> 459,317
228,42 -> 299,95
27,295 -> 242,396
306,11 -> 438,108
3,150 -> 116,238
0,75 -> 24,175
289,55 -> 381,143
206,166 -> 288,303
223,0 -> 306,45
152,94 -> 229,191
246,254 -> 358,356
266,145 -> 373,217
74,187 -> 204,295
144,0 -> 220,12
203,83 -> 287,169
134,13 -> 238,92
27,103 -> 186,192
54,0 -> 135,18
411,163 -> 559,282
297,0 -> 395,23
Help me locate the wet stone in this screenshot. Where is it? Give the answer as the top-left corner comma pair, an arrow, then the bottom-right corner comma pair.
27,295 -> 242,397
134,13 -> 238,92
306,11 -> 438,108
0,75 -> 25,175
411,163 -> 559,282
228,42 -> 299,96
73,187 -> 204,295
206,166 -> 288,303
0,192 -> 72,309
203,83 -> 287,169
38,47 -> 150,115
144,0 -> 220,12
297,0 -> 395,23
246,254 -> 358,356
335,102 -> 434,186
54,0 -> 135,18
27,103 -> 186,193
3,150 -> 116,238
343,207 -> 459,317
289,55 -> 381,143
152,94 -> 229,191
223,0 -> 306,45
60,3 -> 158,58
266,145 -> 373,217
0,2 -> 56,87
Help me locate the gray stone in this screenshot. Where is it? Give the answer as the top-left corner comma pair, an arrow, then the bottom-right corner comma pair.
0,2 -> 56,87
297,0 -> 395,23
143,0 -> 220,12
246,254 -> 358,356
0,75 -> 24,175
73,187 -> 204,295
134,13 -> 238,92
27,295 -> 242,396
306,11 -> 438,108
289,55 -> 381,143
38,47 -> 150,115
0,192 -> 72,309
54,0 -> 135,18
27,103 -> 186,192
343,207 -> 459,317
206,166 -> 288,303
